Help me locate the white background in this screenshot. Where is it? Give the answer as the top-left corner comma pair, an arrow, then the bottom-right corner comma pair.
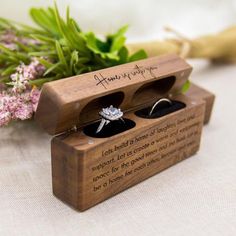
1,0 -> 236,41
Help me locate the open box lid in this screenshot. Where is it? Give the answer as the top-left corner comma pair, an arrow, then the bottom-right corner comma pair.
35,54 -> 192,135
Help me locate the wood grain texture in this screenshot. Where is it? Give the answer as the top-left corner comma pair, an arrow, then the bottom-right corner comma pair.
51,95 -> 205,211
36,54 -> 192,135
35,54 -> 215,211
186,83 -> 215,124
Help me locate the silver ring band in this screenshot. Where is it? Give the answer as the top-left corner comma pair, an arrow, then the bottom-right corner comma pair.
96,118 -> 110,133
149,98 -> 172,116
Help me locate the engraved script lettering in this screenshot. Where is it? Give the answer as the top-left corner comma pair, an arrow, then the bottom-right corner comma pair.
94,65 -> 158,89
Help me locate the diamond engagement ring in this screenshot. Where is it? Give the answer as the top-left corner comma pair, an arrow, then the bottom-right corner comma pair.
149,98 -> 172,116
96,105 -> 124,133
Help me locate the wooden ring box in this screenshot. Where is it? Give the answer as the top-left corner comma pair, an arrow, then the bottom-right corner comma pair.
36,54 -> 215,211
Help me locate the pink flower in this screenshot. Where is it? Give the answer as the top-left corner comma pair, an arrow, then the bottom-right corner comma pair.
0,111 -> 11,126
30,87 -> 41,112
1,43 -> 18,50
31,58 -> 46,77
0,30 -> 16,44
0,92 -> 12,126
0,30 -> 40,50
19,37 -> 40,46
14,101 -> 33,120
0,87 -> 41,126
8,59 -> 45,93
0,30 -> 18,51
15,59 -> 45,80
9,73 -> 28,93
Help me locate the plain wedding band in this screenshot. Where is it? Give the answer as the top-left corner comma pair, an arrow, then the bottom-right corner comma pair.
149,98 -> 172,116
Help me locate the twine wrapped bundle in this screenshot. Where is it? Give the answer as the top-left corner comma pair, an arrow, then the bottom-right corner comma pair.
127,26 -> 236,63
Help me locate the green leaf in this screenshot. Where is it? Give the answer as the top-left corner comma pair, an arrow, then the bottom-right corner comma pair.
85,32 -> 103,52
38,58 -> 54,68
0,17 -> 16,30
86,32 -> 119,60
53,3 -> 88,55
0,44 -> 29,63
0,64 -> 17,76
15,41 -> 32,52
0,4 -> 149,89
0,44 -> 17,56
85,25 -> 129,61
117,46 -> 128,63
129,49 -> 147,62
69,50 -> 78,71
110,25 -> 128,53
31,34 -> 56,43
43,62 -> 63,76
0,76 -> 10,83
6,56 -> 19,63
55,40 -> 71,75
55,41 -> 66,65
29,77 -> 56,87
28,51 -> 56,57
30,8 -> 60,36
52,3 -> 66,37
181,80 -> 191,93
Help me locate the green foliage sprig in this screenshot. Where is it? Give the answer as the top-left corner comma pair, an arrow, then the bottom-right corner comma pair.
0,3 -> 147,87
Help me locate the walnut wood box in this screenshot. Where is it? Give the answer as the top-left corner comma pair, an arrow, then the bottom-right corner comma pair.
35,54 -> 214,211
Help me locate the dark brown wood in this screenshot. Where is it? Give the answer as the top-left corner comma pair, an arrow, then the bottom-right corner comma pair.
35,54 -> 215,211
51,94 -> 205,211
186,83 -> 215,124
36,54 -> 192,135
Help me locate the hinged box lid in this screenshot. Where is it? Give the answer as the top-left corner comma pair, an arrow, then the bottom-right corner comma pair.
35,54 -> 192,135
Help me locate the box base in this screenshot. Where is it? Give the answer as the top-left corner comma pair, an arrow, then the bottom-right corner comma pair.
51,93 -> 205,211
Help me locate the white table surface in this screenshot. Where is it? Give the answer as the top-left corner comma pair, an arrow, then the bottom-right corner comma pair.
0,59 -> 236,236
